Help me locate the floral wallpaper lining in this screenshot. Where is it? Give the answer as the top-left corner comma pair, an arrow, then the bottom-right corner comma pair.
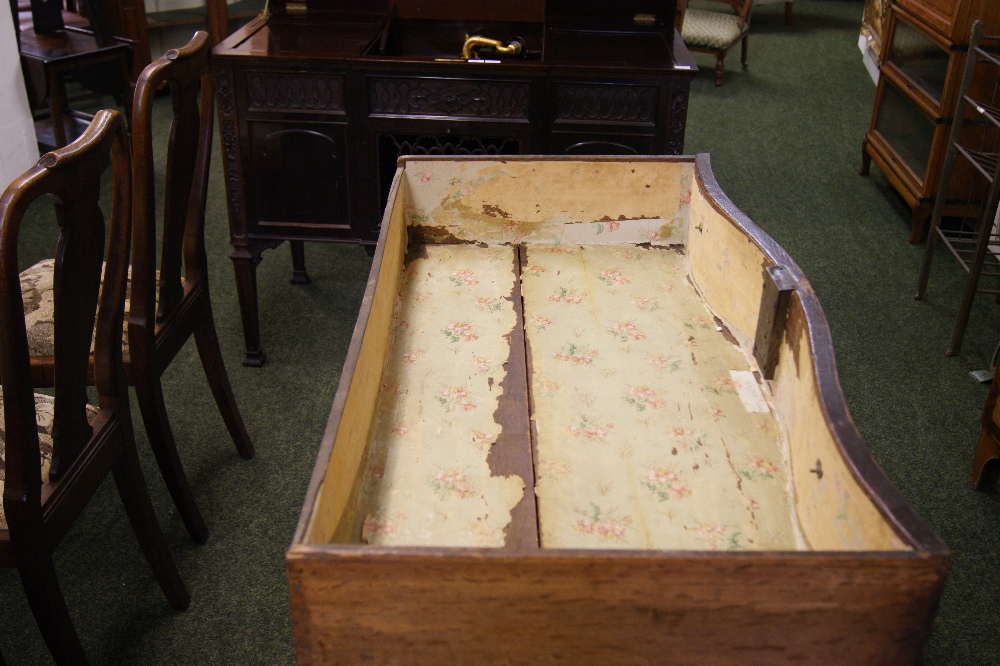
524,245 -> 798,550
359,242 -> 801,551
359,244 -> 526,547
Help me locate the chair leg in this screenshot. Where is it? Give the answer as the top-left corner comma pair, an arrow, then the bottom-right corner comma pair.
741,36 -> 749,69
785,1 -> 793,25
133,375 -> 210,542
15,550 -> 88,664
193,297 -> 255,460
111,427 -> 191,610
714,54 -> 725,86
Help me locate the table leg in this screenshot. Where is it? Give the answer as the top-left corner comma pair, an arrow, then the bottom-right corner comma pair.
290,240 -> 311,284
908,202 -> 931,245
48,69 -> 67,148
231,250 -> 266,367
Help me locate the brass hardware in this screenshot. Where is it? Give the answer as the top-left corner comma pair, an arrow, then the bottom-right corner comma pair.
633,13 -> 656,26
462,34 -> 523,60
285,0 -> 306,14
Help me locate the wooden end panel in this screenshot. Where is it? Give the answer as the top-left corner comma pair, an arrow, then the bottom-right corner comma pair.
286,548 -> 946,665
686,172 -> 770,346
303,173 -> 409,546
774,293 -> 908,551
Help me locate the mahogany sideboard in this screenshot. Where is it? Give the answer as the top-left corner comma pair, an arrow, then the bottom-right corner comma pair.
212,0 -> 696,365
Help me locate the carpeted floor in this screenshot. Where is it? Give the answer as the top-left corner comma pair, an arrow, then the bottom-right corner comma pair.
2,0 -> 999,662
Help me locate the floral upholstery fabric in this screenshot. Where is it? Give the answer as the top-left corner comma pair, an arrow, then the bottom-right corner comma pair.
681,9 -> 746,50
20,258 -> 160,358
0,390 -> 99,530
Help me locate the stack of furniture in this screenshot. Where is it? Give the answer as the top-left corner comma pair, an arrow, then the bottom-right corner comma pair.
18,31 -> 254,543
17,0 -> 135,150
91,0 -> 261,78
1,32 -> 255,662
915,21 -> 1000,357
211,0 -> 697,366
859,0 -> 1000,243
0,109 -> 190,665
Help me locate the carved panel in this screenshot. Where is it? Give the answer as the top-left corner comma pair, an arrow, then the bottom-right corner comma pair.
370,78 -> 530,118
247,72 -> 345,112
666,84 -> 689,155
220,119 -> 242,220
216,68 -> 235,117
556,84 -> 657,123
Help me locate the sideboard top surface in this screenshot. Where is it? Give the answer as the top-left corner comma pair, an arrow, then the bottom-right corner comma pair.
214,11 -> 695,73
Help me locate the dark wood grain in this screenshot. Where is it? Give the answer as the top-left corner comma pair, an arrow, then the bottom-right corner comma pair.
486,246 -> 538,550
288,547 -> 947,664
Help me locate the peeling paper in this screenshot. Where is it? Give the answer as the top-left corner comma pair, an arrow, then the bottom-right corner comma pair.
359,244 -> 525,547
404,160 -> 693,246
730,370 -> 771,413
523,246 -> 798,551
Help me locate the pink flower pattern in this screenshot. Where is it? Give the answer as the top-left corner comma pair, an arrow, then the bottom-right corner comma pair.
623,385 -> 666,411
573,503 -> 632,542
553,344 -> 598,365
641,467 -> 693,502
436,386 -> 477,412
442,321 -> 479,343
597,268 -> 630,286
449,269 -> 479,286
608,321 -> 646,342
547,287 -> 585,304
566,415 -> 613,442
429,468 -> 476,500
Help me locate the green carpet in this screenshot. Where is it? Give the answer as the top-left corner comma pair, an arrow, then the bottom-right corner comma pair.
2,1 -> 999,662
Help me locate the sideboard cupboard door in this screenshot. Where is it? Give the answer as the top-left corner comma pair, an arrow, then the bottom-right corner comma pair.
247,120 -> 353,239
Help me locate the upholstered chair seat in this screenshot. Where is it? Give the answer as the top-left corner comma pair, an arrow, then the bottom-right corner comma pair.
681,9 -> 745,50
679,0 -> 754,86
20,258 -> 160,358
0,392 -> 98,530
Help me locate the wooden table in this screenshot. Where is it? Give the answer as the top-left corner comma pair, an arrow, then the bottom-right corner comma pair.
18,26 -> 133,150
213,1 -> 697,366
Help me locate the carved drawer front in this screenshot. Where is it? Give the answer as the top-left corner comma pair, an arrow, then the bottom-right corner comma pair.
554,83 -> 658,126
370,77 -> 531,119
246,71 -> 346,113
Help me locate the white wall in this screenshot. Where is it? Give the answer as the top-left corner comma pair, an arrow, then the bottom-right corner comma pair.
0,0 -> 39,191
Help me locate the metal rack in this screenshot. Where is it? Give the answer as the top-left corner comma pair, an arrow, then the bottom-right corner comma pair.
916,20 -> 1000,356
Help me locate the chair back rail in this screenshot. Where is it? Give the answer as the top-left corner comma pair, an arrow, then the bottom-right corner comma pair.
130,30 -> 213,333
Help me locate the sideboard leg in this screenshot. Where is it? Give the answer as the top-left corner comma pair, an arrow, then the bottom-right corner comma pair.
231,252 -> 267,367
290,240 -> 311,285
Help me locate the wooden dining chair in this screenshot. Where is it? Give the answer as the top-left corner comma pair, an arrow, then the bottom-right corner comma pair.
0,109 -> 189,665
677,0 -> 755,86
127,30 -> 255,542
18,31 -> 255,543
